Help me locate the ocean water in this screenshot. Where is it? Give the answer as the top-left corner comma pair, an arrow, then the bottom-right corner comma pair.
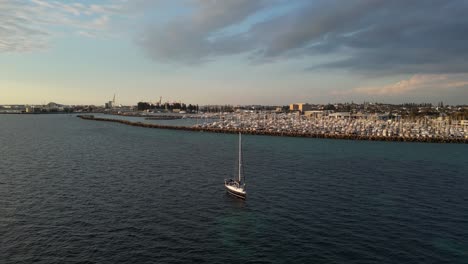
1,114 -> 467,264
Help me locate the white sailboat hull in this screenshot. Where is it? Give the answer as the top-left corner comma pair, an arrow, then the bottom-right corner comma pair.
224,181 -> 246,199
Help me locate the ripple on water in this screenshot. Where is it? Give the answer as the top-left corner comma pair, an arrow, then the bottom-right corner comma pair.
0,115 -> 467,263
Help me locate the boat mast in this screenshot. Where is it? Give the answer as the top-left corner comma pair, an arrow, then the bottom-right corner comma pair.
238,133 -> 242,183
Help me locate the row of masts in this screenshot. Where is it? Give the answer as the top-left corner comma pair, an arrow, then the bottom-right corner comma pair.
197,112 -> 467,139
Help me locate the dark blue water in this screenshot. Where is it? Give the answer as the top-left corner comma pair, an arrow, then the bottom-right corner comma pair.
1,114 -> 467,263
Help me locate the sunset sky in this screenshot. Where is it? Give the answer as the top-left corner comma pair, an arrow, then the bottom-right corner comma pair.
1,0 -> 468,105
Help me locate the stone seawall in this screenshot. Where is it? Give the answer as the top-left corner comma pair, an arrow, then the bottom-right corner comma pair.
77,115 -> 468,144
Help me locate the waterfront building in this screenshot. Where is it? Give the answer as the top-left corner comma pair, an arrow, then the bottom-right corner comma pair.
329,112 -> 351,119
376,113 -> 391,121
25,106 -> 32,113
289,104 -> 299,111
351,113 -> 369,120
289,103 -> 313,113
105,101 -> 113,109
304,110 -> 327,119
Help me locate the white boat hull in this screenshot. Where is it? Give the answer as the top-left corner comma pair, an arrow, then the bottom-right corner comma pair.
224,182 -> 246,199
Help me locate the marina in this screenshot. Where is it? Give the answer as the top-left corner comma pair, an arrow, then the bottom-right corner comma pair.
78,114 -> 468,144
200,112 -> 467,139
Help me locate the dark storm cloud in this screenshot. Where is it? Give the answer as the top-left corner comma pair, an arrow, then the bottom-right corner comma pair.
140,0 -> 468,74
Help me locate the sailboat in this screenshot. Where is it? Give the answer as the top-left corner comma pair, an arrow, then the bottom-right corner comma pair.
224,133 -> 247,199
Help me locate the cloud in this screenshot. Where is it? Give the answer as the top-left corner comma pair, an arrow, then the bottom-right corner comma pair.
138,0 -> 268,63
138,0 -> 468,75
3,0 -> 468,77
333,74 -> 468,96
0,0 -> 121,52
92,15 -> 110,29
77,31 -> 96,38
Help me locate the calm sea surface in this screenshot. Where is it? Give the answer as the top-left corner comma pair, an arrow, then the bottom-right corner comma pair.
1,114 -> 467,264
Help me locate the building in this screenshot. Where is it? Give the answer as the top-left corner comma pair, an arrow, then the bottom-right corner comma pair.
25,106 -> 34,113
304,110 -> 326,118
105,101 -> 113,109
105,94 -> 116,109
289,103 -> 313,113
329,112 -> 351,119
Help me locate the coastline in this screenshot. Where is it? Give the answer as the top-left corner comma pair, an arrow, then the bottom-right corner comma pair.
77,115 -> 468,144
0,112 -> 74,115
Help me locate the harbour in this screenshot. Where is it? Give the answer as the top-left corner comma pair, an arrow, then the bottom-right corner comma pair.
77,114 -> 468,144
3,0 -> 468,262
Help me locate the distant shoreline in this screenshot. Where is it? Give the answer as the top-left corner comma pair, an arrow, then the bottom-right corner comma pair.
0,112 -> 74,115
77,115 -> 468,144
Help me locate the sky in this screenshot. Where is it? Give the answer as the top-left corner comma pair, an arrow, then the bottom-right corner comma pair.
1,0 -> 468,106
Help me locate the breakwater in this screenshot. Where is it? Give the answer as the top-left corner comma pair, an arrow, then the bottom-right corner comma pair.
77,115 -> 468,144
145,116 -> 182,120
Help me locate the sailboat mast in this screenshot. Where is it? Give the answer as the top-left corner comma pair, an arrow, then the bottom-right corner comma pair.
238,133 -> 242,183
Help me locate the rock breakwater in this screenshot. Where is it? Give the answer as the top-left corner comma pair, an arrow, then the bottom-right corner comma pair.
77,115 -> 468,144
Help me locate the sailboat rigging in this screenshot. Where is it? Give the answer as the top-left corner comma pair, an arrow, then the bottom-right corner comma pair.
224,133 -> 247,199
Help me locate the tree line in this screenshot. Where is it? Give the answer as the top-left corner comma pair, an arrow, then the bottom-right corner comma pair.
137,102 -> 199,112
